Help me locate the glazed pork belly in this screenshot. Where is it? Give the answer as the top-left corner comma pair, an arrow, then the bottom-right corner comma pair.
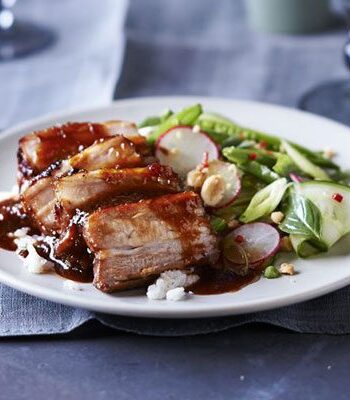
21,177 -> 59,234
22,163 -> 180,235
17,120 -> 143,186
83,191 -> 219,292
20,132 -> 156,234
68,135 -> 155,171
55,164 -> 181,225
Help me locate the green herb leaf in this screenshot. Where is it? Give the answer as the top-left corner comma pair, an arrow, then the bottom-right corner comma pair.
279,192 -> 322,240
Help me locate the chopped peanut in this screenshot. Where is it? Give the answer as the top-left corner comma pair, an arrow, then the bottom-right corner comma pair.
201,174 -> 225,207
279,263 -> 295,275
280,236 -> 293,252
227,219 -> 239,229
187,168 -> 207,189
323,147 -> 336,159
271,211 -> 284,224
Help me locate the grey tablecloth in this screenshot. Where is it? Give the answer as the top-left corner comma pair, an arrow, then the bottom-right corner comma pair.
2,0 -> 350,336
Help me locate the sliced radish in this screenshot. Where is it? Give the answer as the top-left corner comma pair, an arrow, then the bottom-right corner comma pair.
155,125 -> 219,176
205,160 -> 241,208
223,223 -> 280,266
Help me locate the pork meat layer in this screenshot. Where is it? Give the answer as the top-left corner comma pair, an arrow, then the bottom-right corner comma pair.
55,164 -> 181,218
83,191 -> 219,292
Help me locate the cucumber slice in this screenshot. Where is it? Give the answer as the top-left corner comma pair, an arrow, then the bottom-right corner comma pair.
292,181 -> 350,252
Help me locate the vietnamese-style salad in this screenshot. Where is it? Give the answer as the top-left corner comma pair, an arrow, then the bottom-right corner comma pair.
139,103 -> 350,280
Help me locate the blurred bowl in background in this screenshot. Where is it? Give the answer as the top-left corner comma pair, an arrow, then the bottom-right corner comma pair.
245,0 -> 339,34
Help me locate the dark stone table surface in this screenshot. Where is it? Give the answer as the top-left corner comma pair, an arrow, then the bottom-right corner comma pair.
1,322 -> 347,400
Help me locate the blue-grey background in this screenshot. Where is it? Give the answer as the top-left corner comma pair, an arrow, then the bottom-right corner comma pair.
1,1 -> 350,399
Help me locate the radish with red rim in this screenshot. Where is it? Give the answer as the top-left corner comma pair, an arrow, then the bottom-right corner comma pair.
223,222 -> 280,267
155,125 -> 219,176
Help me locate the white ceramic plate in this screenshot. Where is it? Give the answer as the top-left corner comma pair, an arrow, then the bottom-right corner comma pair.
1,96 -> 350,318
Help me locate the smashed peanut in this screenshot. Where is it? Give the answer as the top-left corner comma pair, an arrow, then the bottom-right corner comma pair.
279,263 -> 295,275
271,211 -> 284,224
201,174 -> 225,207
227,219 -> 240,229
323,147 -> 336,159
187,168 -> 207,189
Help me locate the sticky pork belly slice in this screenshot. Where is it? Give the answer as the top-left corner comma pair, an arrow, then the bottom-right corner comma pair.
20,135 -> 155,235
55,164 -> 182,218
83,191 -> 220,293
21,177 -> 60,234
68,135 -> 155,171
17,120 -> 144,186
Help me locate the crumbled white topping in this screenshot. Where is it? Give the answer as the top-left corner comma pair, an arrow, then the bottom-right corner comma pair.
13,229 -> 53,274
63,280 -> 82,291
146,280 -> 167,300
146,270 -> 199,301
166,287 -> 186,301
13,227 -> 30,239
192,124 -> 201,133
23,243 -> 53,274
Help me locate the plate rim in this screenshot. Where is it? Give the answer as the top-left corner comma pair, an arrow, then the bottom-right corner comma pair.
1,95 -> 350,318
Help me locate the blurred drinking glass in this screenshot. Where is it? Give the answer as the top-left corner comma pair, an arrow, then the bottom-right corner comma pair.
0,0 -> 55,61
299,0 -> 350,124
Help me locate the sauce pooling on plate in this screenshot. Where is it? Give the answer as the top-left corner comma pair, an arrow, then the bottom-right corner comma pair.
190,266 -> 262,295
0,197 -> 34,251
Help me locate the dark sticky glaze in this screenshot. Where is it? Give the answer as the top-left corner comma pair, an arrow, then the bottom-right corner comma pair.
18,122 -> 112,179
48,211 -> 93,282
17,148 -> 35,184
0,197 -> 37,251
190,266 -> 261,295
148,192 -> 206,266
55,163 -> 182,220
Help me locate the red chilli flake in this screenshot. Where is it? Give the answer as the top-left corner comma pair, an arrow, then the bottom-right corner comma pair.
259,141 -> 268,149
248,153 -> 257,160
332,193 -> 343,203
234,235 -> 245,244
